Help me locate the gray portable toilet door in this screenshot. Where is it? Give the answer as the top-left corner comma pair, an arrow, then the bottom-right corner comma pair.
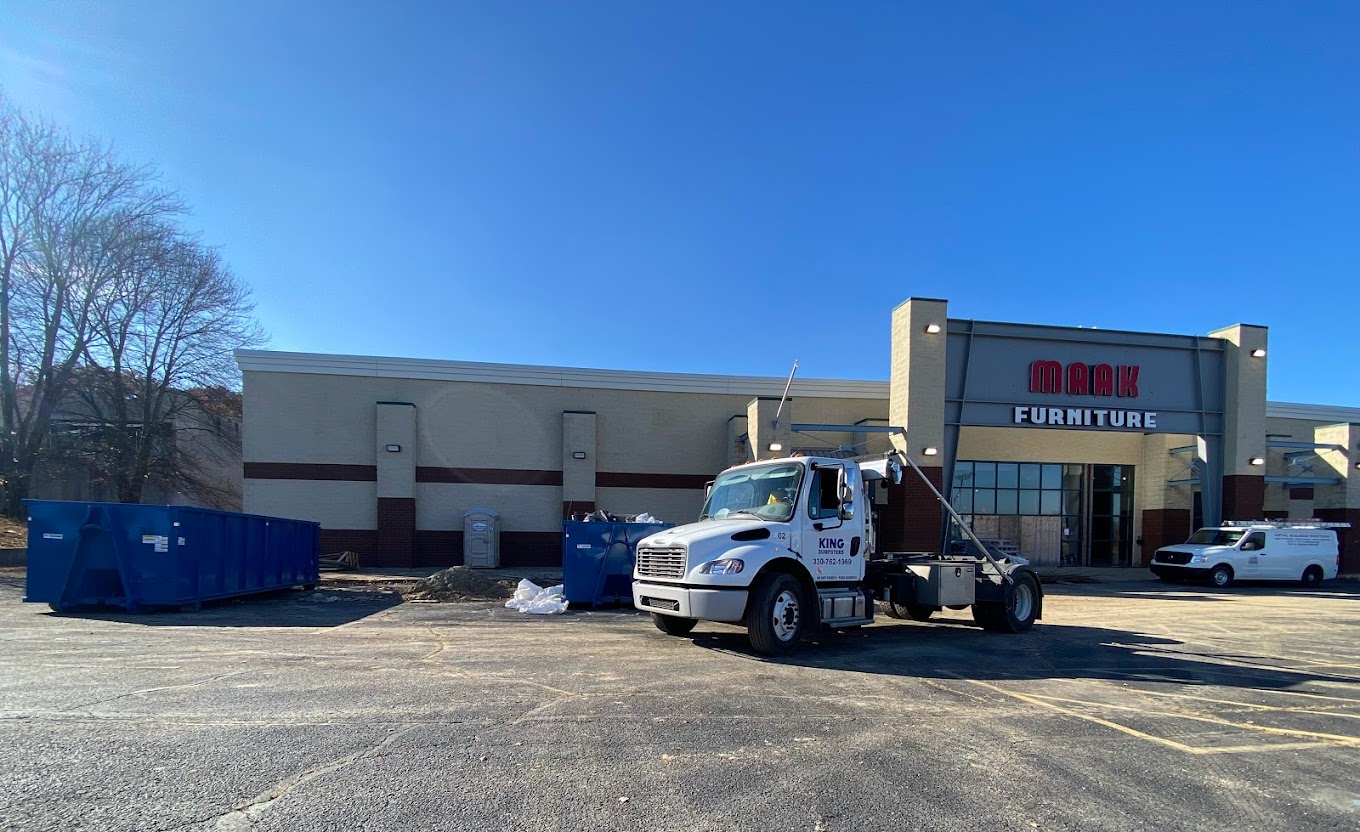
463,508 -> 499,569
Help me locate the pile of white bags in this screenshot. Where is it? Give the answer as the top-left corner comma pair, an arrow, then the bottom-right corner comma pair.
504,579 -> 569,615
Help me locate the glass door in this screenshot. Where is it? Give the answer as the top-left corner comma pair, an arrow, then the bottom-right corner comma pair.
1090,465 -> 1135,566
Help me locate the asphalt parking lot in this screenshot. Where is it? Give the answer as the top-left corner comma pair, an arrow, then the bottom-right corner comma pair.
1,571 -> 1358,832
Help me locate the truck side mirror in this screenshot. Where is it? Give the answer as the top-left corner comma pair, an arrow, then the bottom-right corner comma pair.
705,481 -> 714,499
838,467 -> 857,520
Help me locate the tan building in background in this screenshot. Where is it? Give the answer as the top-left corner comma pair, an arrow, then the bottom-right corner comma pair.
237,298 -> 1360,571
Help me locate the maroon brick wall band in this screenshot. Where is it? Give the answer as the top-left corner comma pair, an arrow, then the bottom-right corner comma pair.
1139,508 -> 1191,564
416,467 -> 563,485
415,530 -> 462,567
320,529 -> 378,555
377,497 -> 416,565
563,501 -> 596,520
245,462 -> 377,481
595,472 -> 713,489
246,461 -> 713,490
1221,474 -> 1265,521
320,529 -> 566,568
881,466 -> 943,553
1315,508 -> 1360,574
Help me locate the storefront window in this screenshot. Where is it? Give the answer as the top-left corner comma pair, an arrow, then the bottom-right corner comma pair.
951,459 -> 1121,567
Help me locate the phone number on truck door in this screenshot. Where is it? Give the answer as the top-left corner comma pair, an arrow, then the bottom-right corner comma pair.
812,557 -> 854,566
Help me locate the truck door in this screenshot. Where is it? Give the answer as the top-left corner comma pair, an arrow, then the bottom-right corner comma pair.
1237,531 -> 1269,578
807,464 -> 862,582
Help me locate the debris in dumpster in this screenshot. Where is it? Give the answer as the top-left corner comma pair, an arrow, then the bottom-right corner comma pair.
576,509 -> 663,523
505,579 -> 569,614
405,567 -> 518,602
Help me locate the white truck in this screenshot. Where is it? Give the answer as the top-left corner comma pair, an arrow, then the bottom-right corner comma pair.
632,451 -> 1043,655
1149,521 -> 1346,587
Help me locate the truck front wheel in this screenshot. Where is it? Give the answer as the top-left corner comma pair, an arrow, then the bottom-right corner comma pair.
747,573 -> 806,656
652,613 -> 698,636
972,572 -> 1039,633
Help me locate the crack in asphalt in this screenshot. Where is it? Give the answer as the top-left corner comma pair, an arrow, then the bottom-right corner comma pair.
196,724 -> 418,831
58,670 -> 251,713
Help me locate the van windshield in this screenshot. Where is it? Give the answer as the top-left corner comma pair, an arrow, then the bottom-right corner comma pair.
701,463 -> 804,522
1186,529 -> 1245,545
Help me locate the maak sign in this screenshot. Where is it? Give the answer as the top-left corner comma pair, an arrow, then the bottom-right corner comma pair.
1014,360 -> 1159,430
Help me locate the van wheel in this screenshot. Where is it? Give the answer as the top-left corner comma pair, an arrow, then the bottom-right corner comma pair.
1300,566 -> 1324,588
1209,565 -> 1233,588
652,613 -> 697,636
747,573 -> 805,656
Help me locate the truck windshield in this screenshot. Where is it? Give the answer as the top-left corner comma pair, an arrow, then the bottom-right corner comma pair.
1186,529 -> 1245,546
701,463 -> 804,522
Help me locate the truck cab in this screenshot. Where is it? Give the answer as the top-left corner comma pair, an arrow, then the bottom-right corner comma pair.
633,453 -> 1042,655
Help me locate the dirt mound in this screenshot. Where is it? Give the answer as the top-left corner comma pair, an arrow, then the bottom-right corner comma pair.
404,566 -> 518,602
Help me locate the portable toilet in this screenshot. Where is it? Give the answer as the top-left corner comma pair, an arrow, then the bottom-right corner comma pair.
463,508 -> 500,568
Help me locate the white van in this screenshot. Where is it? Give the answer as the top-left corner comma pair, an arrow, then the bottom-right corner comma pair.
1150,522 -> 1343,587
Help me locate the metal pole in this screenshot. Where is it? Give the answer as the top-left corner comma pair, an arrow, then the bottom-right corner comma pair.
897,448 -> 1013,584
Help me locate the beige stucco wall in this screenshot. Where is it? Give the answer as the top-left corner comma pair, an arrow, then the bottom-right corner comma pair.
958,426 -> 1144,464
244,479 -> 376,528
243,369 -> 886,532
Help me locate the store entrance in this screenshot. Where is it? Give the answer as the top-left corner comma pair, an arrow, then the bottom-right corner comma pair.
1089,465 -> 1136,567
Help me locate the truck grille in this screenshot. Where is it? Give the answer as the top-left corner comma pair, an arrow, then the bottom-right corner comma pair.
641,596 -> 680,611
636,546 -> 687,579
1155,550 -> 1192,565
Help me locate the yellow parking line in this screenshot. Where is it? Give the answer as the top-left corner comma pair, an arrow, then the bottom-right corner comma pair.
954,677 -> 1360,754
1108,686 -> 1360,719
954,678 -> 1201,754
1020,691 -> 1360,748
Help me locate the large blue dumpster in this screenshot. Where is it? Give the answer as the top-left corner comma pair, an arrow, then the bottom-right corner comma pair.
23,500 -> 320,613
562,520 -> 672,606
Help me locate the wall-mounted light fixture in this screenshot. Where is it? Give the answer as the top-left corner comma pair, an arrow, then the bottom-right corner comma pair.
1251,348 -> 1266,358
925,323 -> 942,334
768,442 -> 783,452
572,451 -> 587,460
923,447 -> 938,456
385,444 -> 401,453
1249,457 -> 1265,466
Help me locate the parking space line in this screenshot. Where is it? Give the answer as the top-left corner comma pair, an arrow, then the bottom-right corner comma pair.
953,677 -> 1360,755
1024,692 -> 1360,745
1091,685 -> 1360,719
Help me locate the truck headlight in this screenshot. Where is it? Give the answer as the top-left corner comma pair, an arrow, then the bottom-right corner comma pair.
1191,554 -> 1209,563
700,559 -> 745,575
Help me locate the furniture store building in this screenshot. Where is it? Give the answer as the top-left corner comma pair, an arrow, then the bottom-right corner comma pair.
237,298 -> 1360,572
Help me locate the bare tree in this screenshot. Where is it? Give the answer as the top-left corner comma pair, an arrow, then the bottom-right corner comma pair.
77,229 -> 261,505
1,93 -> 258,514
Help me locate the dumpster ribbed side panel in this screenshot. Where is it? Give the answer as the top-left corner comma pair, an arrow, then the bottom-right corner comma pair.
562,521 -> 672,606
22,500 -> 320,612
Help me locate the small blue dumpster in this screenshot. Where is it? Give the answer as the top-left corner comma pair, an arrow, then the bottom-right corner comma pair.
23,500 -> 320,613
562,521 -> 672,606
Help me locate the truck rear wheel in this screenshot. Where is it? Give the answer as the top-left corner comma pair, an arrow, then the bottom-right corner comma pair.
652,613 -> 698,636
972,572 -> 1039,633
747,573 -> 806,656
893,602 -> 936,621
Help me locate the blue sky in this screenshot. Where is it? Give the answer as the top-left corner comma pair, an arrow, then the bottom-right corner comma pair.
3,2 -> 1357,405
